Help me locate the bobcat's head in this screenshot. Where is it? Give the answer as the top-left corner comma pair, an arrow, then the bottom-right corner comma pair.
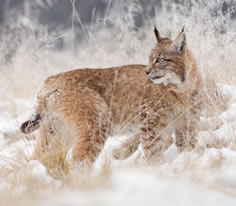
145,27 -> 193,86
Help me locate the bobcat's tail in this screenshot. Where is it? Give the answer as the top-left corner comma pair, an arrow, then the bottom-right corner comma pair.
20,113 -> 42,134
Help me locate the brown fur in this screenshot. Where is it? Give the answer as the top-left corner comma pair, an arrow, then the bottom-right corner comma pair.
20,28 -> 202,164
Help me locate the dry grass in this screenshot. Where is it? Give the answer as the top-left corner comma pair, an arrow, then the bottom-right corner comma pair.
0,0 -> 236,205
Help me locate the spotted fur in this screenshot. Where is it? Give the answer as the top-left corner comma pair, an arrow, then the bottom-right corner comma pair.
20,27 -> 202,164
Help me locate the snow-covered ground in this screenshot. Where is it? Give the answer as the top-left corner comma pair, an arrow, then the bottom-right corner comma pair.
1,0 -> 236,205
1,83 -> 236,205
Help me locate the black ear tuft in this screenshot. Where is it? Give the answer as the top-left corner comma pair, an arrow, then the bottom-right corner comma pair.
170,28 -> 186,54
154,25 -> 161,43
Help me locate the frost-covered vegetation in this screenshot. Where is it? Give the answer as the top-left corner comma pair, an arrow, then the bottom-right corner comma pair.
0,0 -> 236,205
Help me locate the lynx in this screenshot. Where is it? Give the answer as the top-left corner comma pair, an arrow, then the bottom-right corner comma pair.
20,27 -> 201,164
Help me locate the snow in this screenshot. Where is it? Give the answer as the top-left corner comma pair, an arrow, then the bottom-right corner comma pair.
199,148 -> 222,168
39,169 -> 236,206
163,143 -> 179,163
1,84 -> 236,205
27,160 -> 52,181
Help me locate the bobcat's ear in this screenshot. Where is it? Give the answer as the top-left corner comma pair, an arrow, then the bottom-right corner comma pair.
154,25 -> 162,43
170,28 -> 186,54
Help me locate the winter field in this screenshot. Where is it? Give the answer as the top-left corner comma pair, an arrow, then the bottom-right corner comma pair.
0,0 -> 236,205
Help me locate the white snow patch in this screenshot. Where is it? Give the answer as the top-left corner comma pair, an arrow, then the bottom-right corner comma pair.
39,168 -> 236,206
163,143 -> 179,163
27,160 -> 52,181
0,182 -> 11,192
199,148 -> 222,168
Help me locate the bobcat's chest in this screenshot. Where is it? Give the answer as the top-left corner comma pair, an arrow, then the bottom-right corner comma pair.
138,95 -> 188,134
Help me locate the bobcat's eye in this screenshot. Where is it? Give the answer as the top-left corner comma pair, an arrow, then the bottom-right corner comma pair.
153,57 -> 161,64
162,58 -> 171,62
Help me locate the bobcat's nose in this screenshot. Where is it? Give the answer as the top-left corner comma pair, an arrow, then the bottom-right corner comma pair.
146,71 -> 150,75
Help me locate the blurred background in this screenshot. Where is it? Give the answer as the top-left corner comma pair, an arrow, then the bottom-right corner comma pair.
0,0 -> 236,98
0,0 -> 235,60
0,0 -> 235,29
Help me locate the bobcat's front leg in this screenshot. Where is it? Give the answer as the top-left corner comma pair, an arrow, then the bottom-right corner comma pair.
140,114 -> 173,162
175,128 -> 196,152
112,134 -> 140,160
175,107 -> 199,152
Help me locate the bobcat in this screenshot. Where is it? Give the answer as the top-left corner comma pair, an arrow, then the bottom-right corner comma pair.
20,27 -> 201,165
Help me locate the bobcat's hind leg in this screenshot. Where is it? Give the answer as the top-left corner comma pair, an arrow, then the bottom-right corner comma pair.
71,109 -> 111,166
32,115 -> 59,160
33,87 -> 112,166
68,90 -> 112,165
